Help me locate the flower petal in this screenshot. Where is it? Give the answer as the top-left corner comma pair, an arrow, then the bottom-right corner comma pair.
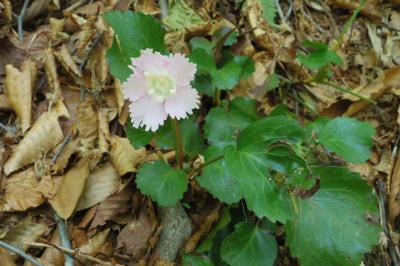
164,86 -> 200,119
130,49 -> 169,75
130,94 -> 168,131
122,72 -> 148,102
166,53 -> 197,86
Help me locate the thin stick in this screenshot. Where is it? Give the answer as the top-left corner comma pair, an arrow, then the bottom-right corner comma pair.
51,209 -> 74,266
321,81 -> 375,104
24,242 -> 113,265
0,240 -> 43,266
18,0 -> 30,40
51,133 -> 71,163
171,119 -> 184,169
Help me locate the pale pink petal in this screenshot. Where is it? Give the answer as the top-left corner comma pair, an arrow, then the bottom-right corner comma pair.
166,53 -> 196,86
130,94 -> 168,132
164,86 -> 200,119
122,72 -> 148,101
130,49 -> 168,75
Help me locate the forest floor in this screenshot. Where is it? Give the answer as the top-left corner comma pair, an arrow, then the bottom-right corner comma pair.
0,0 -> 399,265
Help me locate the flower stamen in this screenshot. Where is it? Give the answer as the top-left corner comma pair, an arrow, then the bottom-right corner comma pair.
145,72 -> 176,102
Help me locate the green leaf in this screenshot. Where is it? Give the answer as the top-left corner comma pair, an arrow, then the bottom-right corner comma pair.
265,145 -> 314,189
297,40 -> 342,70
197,146 -> 241,204
224,146 -> 295,222
189,48 -> 216,75
125,120 -> 154,148
233,55 -> 255,80
318,117 -> 375,163
221,222 -> 277,266
285,166 -> 381,266
264,73 -> 280,91
192,74 -> 214,96
237,116 -> 305,153
259,0 -> 277,26
104,11 -> 167,82
157,117 -> 205,157
211,60 -> 242,90
190,37 -> 214,55
162,0 -> 205,31
197,209 -> 231,253
136,160 -> 187,206
204,97 -> 259,150
183,254 -> 214,266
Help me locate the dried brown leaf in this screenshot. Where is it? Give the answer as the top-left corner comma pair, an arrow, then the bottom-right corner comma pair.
51,137 -> 79,174
185,203 -> 221,252
24,0 -> 51,22
54,44 -> 81,77
78,228 -> 110,256
0,251 -> 16,266
110,135 -> 147,176
390,151 -> 400,225
1,0 -> 11,21
37,174 -> 57,198
116,208 -> 155,258
90,187 -> 132,229
40,229 -> 64,266
0,37 -> 28,76
98,108 -> 110,153
1,223 -> 47,258
4,101 -> 69,175
44,48 -> 62,97
86,43 -> 108,84
49,159 -> 90,219
76,162 -> 120,211
5,59 -> 36,132
77,98 -> 98,147
4,167 -> 44,211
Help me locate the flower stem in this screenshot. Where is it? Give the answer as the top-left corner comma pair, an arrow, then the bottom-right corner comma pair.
214,88 -> 221,106
172,118 -> 184,169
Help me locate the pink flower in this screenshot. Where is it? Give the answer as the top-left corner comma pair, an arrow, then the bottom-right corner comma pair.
122,49 -> 200,131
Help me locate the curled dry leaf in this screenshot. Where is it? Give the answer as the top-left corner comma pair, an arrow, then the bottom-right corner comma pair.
98,108 -> 111,153
90,187 -> 132,229
0,0 -> 12,22
110,135 -> 147,176
44,48 -> 62,97
5,59 -> 36,132
49,159 -> 90,219
77,98 -> 98,147
184,203 -> 221,252
86,42 -> 109,84
51,137 -> 79,174
0,94 -> 11,110
0,37 -> 29,76
24,0 -> 51,23
4,167 -> 44,211
37,174 -> 57,198
40,229 -> 64,266
1,223 -> 47,259
76,162 -> 120,211
77,228 -> 110,256
4,101 -> 69,175
116,208 -> 156,258
0,251 -> 16,266
54,44 -> 81,77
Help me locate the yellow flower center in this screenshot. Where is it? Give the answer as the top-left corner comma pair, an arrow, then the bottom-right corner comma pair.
145,72 -> 176,102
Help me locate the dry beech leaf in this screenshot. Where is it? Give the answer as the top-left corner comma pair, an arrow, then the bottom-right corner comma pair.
1,223 -> 47,259
0,94 -> 11,110
110,135 -> 147,176
185,203 -> 221,252
114,79 -> 125,116
4,101 -> 69,175
0,251 -> 16,266
76,162 -> 120,211
5,59 -> 36,132
54,44 -> 81,77
116,208 -> 155,258
77,98 -> 98,147
40,229 -> 64,266
51,137 -> 79,174
86,43 -> 108,84
24,0 -> 51,22
4,167 -> 44,211
37,174 -> 57,198
44,48 -> 62,97
78,228 -> 110,256
49,159 -> 89,219
1,0 -> 12,21
76,21 -> 96,55
91,187 -> 132,229
98,108 -> 111,153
